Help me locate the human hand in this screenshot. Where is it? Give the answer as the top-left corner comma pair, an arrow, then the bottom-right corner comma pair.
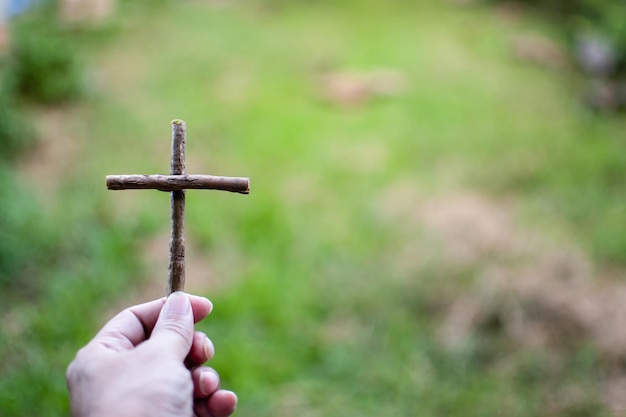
66,292 -> 237,417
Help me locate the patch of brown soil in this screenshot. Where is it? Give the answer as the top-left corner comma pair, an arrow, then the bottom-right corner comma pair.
60,0 -> 117,26
418,191 -> 626,412
316,68 -> 409,107
18,107 -> 82,200
475,257 -> 626,413
511,33 -> 570,70
419,192 -> 626,360
377,184 -> 626,411
420,191 -> 528,265
373,178 -> 422,223
603,375 -> 626,415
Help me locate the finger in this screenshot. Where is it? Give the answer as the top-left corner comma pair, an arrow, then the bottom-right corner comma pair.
89,298 -> 165,352
194,390 -> 238,417
149,292 -> 197,359
191,366 -> 220,398
207,390 -> 238,417
186,332 -> 215,367
89,294 -> 212,352
194,400 -> 212,417
189,295 -> 213,323
128,294 -> 212,330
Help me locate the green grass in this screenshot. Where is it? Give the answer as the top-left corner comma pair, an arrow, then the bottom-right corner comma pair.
1,1 -> 625,416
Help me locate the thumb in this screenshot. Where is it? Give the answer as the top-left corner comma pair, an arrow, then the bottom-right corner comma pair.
149,291 -> 194,359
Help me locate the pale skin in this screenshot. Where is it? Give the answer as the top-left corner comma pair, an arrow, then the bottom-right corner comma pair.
66,292 -> 237,417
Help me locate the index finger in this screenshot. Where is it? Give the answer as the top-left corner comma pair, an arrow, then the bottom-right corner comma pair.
90,295 -> 212,352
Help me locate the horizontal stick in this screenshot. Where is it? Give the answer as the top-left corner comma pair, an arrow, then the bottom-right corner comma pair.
106,174 -> 250,194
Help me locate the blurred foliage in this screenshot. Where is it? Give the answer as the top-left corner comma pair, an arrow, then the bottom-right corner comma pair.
0,212 -> 142,416
7,0 -> 85,105
0,1 -> 84,157
577,0 -> 626,68
0,167 -> 52,292
8,25 -> 83,103
0,89 -> 35,160
0,2 -> 84,288
489,0 -> 626,72
0,5 -> 124,415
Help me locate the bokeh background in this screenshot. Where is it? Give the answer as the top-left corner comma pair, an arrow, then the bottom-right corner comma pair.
1,0 -> 626,416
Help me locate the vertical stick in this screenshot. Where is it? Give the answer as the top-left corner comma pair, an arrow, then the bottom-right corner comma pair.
168,119 -> 186,294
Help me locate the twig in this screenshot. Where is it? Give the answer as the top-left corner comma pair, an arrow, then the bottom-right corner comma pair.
106,174 -> 250,194
169,120 -> 186,294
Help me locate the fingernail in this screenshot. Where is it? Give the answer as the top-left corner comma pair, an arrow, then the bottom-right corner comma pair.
204,336 -> 215,360
200,370 -> 219,396
164,291 -> 190,314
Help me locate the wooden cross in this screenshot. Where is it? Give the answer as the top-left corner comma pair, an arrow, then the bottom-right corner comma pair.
106,119 -> 250,294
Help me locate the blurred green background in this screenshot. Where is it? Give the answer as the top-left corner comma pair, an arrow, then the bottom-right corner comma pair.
1,0 -> 626,416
